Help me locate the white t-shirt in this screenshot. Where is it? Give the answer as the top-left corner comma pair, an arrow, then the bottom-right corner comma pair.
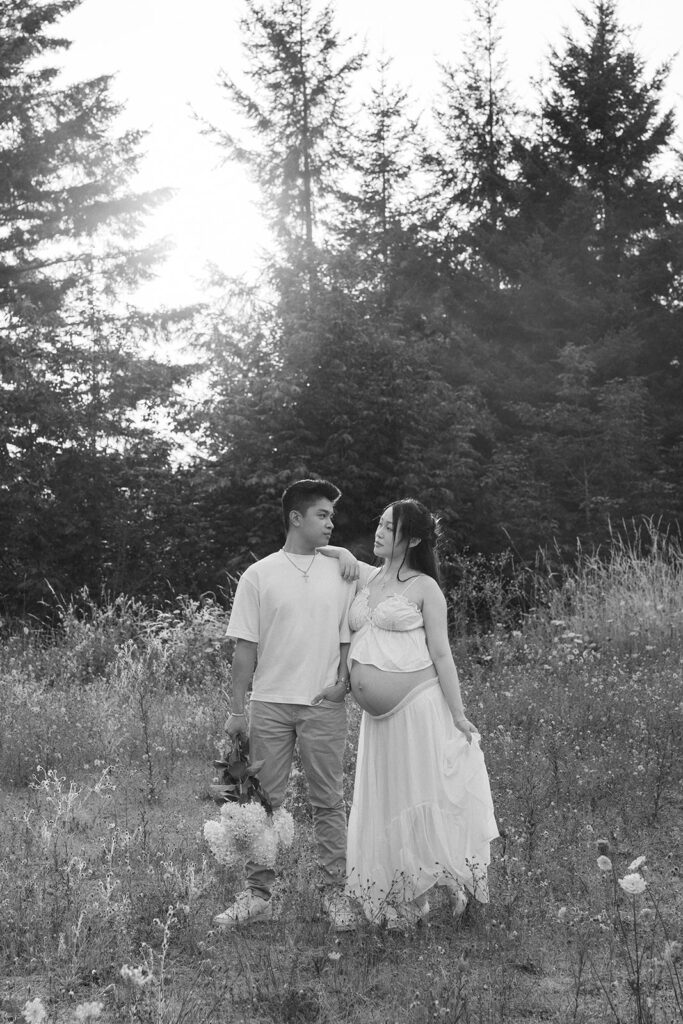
226,550 -> 355,705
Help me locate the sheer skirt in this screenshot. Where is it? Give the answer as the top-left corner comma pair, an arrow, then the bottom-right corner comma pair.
346,678 -> 499,921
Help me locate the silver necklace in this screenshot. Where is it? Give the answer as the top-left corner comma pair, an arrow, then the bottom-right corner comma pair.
281,549 -> 317,581
377,569 -> 418,591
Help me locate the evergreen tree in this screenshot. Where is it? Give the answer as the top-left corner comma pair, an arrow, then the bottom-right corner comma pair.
480,0 -> 683,548
505,0 -> 682,366
426,0 -> 517,248
543,0 -> 675,274
333,59 -> 421,299
192,8 -> 493,567
0,0 -> 189,613
416,0 -> 520,417
212,0 -> 363,274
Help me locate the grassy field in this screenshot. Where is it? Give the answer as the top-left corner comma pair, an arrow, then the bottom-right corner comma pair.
1,535 -> 682,1024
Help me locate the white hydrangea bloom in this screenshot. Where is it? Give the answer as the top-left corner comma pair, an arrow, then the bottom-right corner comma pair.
662,940 -> 682,964
618,873 -> 647,896
22,999 -> 47,1024
74,1001 -> 104,1021
120,964 -> 154,988
204,803 -> 295,867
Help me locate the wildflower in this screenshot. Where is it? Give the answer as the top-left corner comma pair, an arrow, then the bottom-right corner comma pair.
328,951 -> 342,962
662,940 -> 682,965
74,1002 -> 104,1022
628,855 -> 646,872
597,856 -> 613,872
618,873 -> 647,896
120,964 -> 154,988
557,906 -> 568,922
22,999 -> 47,1024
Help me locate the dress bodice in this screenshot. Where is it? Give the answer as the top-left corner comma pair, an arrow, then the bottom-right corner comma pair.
348,587 -> 424,632
348,575 -> 433,673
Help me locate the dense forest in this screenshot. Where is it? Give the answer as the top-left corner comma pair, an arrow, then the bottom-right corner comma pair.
1,0 -> 682,618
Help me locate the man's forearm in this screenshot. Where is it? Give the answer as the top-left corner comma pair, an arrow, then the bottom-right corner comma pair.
230,642 -> 257,713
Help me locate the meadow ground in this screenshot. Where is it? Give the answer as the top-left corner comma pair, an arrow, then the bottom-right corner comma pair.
1,534 -> 682,1024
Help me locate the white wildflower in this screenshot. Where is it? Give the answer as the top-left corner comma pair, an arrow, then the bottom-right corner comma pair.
628,855 -> 646,872
618,873 -> 647,896
662,940 -> 682,965
120,964 -> 154,988
597,856 -> 613,872
22,999 -> 47,1024
328,951 -> 342,961
557,906 -> 568,922
74,1002 -> 103,1022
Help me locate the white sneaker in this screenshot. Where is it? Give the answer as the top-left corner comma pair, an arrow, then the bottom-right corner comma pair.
322,890 -> 356,931
448,888 -> 468,919
213,890 -> 273,929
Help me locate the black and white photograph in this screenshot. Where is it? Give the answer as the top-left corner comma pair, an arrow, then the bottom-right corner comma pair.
2,2 -> 682,1022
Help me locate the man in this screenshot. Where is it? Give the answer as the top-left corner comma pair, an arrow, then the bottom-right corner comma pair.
213,479 -> 358,931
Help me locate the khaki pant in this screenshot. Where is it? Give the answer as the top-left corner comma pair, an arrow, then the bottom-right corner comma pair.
246,698 -> 348,899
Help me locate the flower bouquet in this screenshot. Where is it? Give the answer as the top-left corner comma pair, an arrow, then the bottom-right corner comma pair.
204,736 -> 294,869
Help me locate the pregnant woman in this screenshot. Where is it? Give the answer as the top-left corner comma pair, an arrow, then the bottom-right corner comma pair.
318,498 -> 498,929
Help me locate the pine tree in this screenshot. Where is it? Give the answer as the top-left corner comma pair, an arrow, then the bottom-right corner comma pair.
192,10 -> 493,563
188,0 -> 364,557
0,0 -> 189,612
427,0 -> 517,247
212,0 -> 363,275
417,0 -> 520,412
479,0 -> 683,548
333,59 -> 420,298
543,0 -> 675,274
506,0 -> 682,363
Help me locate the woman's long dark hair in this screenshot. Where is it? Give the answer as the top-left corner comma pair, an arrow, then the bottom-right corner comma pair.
388,498 -> 442,585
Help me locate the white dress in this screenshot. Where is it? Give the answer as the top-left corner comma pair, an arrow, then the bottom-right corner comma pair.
346,580 -> 498,921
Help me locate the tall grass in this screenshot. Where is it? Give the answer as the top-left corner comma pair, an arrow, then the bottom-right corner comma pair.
538,519 -> 683,651
1,534 -> 682,1023
0,592 -> 229,786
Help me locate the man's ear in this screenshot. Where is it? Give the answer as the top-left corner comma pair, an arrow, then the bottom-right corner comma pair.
289,509 -> 302,528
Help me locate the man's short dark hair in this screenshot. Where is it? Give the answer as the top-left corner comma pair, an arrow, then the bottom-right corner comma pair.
281,479 -> 341,533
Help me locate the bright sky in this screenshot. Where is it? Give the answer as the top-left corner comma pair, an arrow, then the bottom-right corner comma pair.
59,0 -> 683,309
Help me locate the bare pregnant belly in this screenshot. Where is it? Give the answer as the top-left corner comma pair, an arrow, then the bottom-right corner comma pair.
349,662 -> 437,716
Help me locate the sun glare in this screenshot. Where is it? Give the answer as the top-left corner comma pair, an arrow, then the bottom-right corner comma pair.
59,0 -> 269,308
137,161 -> 268,310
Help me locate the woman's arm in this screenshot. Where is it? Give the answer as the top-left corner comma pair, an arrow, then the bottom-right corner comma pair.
421,579 -> 475,743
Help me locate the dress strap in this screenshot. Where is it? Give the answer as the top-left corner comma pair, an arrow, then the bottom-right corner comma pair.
400,574 -> 422,594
